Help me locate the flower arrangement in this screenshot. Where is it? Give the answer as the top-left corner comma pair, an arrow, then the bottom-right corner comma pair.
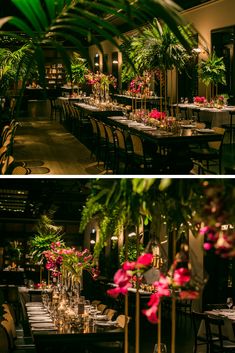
128,72 -> 151,96
193,96 -> 206,105
108,245 -> 201,324
85,71 -> 117,88
149,108 -> 166,120
43,241 -> 96,282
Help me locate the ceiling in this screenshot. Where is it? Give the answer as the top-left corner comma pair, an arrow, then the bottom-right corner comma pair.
0,179 -> 91,221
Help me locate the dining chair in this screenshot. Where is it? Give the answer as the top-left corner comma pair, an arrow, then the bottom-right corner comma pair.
221,110 -> 235,145
207,315 -> 235,352
192,108 -> 201,122
192,311 -> 211,353
89,117 -> 99,160
104,308 -> 117,321
103,124 -> 117,173
96,120 -> 108,168
179,106 -> 189,119
0,324 -> 9,353
114,128 -> 132,173
190,127 -> 225,174
97,303 -> 108,314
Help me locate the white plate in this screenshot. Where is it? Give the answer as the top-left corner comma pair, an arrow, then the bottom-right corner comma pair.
196,128 -> 215,133
31,323 -> 56,328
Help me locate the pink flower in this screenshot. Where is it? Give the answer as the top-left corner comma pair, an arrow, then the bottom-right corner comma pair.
136,253 -> 153,267
154,275 -> 170,297
123,261 -> 136,271
149,108 -> 166,120
114,268 -> 132,288
148,293 -> 160,307
203,243 -> 214,251
142,305 -> 159,323
173,268 -> 191,286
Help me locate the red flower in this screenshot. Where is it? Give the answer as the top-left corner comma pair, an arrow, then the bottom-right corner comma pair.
173,268 -> 191,286
179,290 -> 199,300
142,305 -> 159,323
154,275 -> 170,297
136,253 -> 153,267
123,261 -> 136,271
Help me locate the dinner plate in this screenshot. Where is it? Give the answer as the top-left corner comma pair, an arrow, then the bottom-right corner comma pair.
95,321 -> 117,326
180,124 -> 196,128
95,315 -> 108,320
196,128 -> 215,133
31,323 -> 56,328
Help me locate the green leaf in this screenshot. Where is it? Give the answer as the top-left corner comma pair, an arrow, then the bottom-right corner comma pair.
12,0 -> 43,32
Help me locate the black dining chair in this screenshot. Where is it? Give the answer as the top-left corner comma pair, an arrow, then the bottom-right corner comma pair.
192,311 -> 211,353
190,127 -> 225,174
207,315 -> 235,352
221,110 -> 235,145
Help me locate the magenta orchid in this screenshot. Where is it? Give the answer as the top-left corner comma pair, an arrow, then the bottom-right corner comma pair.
107,252 -> 153,298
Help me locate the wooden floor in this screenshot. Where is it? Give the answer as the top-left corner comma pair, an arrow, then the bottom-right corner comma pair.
14,117 -> 105,175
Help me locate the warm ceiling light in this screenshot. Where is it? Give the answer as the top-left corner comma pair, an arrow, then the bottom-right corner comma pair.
128,232 -> 136,237
112,60 -> 118,64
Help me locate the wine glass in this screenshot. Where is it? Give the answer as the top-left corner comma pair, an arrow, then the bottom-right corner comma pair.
153,343 -> 167,353
227,297 -> 233,309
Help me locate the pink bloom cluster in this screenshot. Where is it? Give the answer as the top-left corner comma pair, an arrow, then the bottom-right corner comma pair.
194,96 -> 206,104
149,108 -> 166,120
43,243 -> 94,278
107,253 -> 153,298
200,225 -> 234,257
143,266 -> 193,323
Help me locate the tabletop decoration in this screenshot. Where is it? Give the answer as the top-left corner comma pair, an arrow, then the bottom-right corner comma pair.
193,96 -> 207,106
85,71 -> 117,102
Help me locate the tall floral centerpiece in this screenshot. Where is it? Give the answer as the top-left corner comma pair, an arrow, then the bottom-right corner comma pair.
43,241 -> 95,296
85,71 -> 117,102
28,214 -> 65,284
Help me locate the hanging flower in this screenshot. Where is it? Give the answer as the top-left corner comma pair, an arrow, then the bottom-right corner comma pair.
107,252 -> 153,298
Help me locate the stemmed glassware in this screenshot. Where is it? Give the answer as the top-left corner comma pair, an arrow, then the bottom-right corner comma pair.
227,297 -> 233,309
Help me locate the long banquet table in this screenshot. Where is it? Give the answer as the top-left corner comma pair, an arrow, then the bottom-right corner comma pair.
25,300 -> 124,353
104,116 -> 222,174
175,103 -> 235,127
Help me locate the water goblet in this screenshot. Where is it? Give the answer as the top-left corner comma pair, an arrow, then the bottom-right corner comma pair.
153,343 -> 167,353
227,297 -> 233,309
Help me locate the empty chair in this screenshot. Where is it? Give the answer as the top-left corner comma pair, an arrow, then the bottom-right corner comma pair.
179,106 -> 189,119
115,128 -> 132,173
190,127 -> 225,174
0,324 -> 9,353
103,124 -> 116,173
221,110 -> 235,145
89,117 -> 99,160
104,308 -> 117,321
207,315 -> 235,352
192,311 -> 211,353
192,108 -> 201,122
97,303 -> 108,314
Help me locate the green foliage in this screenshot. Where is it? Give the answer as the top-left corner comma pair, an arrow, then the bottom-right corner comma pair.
81,179 -> 235,258
29,214 -> 64,264
199,52 -> 226,87
66,53 -> 88,85
0,45 -> 37,95
121,19 -> 194,76
0,0 -> 191,104
119,238 -> 145,264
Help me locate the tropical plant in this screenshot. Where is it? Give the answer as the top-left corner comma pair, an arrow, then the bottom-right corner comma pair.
122,19 -> 194,112
199,52 -> 226,99
0,45 -> 37,95
0,0 -> 192,115
66,52 -> 88,86
29,213 -> 65,265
